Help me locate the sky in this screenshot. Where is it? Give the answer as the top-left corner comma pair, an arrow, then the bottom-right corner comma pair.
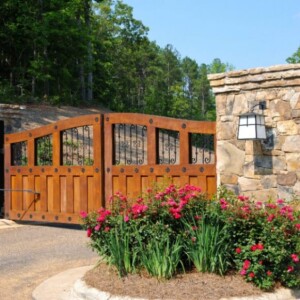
124,0 -> 300,71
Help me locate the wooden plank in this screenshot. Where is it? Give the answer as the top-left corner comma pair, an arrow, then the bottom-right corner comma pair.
87,176 -> 98,212
179,131 -> 189,165
147,126 -> 156,165
104,118 -> 113,206
179,175 -> 189,187
141,176 -> 149,195
47,176 -> 54,212
112,176 -> 119,197
73,176 -> 81,213
34,176 -> 41,211
27,139 -> 35,167
93,172 -> 102,208
22,176 -> 29,210
189,176 -> 199,187
126,175 -> 140,200
28,175 -> 35,211
52,131 -> 61,166
207,176 -> 217,198
172,176 -> 181,188
198,176 -> 207,194
39,175 -> 48,212
53,175 -> 60,212
80,176 -> 88,212
4,143 -> 11,218
60,176 -> 67,212
12,175 -> 23,210
65,175 -> 74,213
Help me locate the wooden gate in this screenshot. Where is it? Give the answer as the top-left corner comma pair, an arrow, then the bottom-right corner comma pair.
4,113 -> 216,224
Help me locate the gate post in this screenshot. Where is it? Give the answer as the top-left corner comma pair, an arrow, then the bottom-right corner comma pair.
0,121 -> 4,217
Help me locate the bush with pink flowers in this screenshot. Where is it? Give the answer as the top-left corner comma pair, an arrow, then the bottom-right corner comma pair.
81,184 -> 300,289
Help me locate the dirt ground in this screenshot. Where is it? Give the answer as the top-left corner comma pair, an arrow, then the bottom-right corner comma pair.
84,262 -> 266,300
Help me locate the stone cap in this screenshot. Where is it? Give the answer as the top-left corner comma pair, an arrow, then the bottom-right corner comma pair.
208,64 -> 300,94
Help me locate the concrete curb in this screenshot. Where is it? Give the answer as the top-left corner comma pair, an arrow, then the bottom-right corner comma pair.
32,266 -> 93,300
33,265 -> 300,300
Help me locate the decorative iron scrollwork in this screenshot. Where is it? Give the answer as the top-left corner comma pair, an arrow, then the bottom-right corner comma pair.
113,124 -> 147,165
61,125 -> 93,166
189,133 -> 215,165
157,128 -> 179,165
35,134 -> 53,166
11,141 -> 28,166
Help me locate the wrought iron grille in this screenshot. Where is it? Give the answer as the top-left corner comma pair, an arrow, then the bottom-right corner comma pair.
61,126 -> 93,166
189,133 -> 215,164
11,141 -> 28,166
157,128 -> 179,165
113,124 -> 147,165
35,135 -> 53,166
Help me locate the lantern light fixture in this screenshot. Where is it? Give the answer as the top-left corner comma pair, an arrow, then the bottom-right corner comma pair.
237,101 -> 267,140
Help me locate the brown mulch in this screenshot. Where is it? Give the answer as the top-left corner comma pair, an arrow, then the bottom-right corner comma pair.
83,262 -> 268,300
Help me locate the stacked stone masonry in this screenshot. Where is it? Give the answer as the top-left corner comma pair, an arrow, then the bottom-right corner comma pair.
208,64 -> 300,201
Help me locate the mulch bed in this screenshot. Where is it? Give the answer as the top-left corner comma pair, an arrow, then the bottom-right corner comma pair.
83,262 -> 267,300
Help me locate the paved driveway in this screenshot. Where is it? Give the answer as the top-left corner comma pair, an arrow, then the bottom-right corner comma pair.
0,222 -> 98,300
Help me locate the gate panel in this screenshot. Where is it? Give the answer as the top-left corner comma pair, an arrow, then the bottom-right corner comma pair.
104,113 -> 216,206
4,112 -> 216,224
4,114 -> 104,224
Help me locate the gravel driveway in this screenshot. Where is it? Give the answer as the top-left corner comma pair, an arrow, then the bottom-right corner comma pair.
0,222 -> 98,300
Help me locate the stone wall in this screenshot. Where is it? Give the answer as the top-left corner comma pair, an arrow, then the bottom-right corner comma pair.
208,64 -> 300,201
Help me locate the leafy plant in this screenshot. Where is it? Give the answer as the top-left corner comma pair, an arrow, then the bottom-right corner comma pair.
138,234 -> 184,279
182,214 -> 230,275
81,184 -> 300,290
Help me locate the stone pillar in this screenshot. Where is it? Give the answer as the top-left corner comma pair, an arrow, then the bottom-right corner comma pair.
208,64 -> 300,201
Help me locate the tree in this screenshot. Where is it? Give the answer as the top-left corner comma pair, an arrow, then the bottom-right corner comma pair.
286,46 -> 300,64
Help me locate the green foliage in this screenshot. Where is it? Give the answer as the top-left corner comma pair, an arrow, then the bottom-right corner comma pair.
287,46 -> 300,64
0,0 -> 233,121
216,186 -> 300,289
138,234 -> 184,279
106,216 -> 138,277
81,184 -> 300,290
182,215 -> 230,275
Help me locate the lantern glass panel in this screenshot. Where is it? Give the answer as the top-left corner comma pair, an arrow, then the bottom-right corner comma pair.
238,125 -> 256,139
247,115 -> 256,125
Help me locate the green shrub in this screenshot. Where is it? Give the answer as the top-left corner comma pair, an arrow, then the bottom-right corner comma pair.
81,184 -> 300,289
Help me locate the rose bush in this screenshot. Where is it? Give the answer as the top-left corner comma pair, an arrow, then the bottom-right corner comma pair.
81,184 -> 300,289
